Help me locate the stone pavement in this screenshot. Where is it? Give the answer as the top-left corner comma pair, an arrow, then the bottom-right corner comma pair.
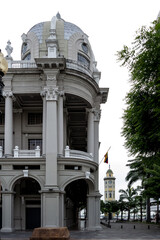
0,223 -> 160,239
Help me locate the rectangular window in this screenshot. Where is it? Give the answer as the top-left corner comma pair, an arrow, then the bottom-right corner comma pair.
28,139 -> 42,151
0,113 -> 5,125
28,113 -> 42,125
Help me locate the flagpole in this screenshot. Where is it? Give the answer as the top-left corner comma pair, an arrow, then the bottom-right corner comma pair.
99,146 -> 111,165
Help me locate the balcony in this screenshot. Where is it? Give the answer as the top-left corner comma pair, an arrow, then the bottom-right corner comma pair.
0,145 -> 93,161
0,146 -> 42,158
9,60 -> 37,68
8,59 -> 92,78
13,146 -> 41,158
64,146 -> 93,161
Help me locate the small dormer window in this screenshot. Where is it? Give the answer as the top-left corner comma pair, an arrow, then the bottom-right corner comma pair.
81,43 -> 88,54
22,43 -> 28,54
78,53 -> 90,68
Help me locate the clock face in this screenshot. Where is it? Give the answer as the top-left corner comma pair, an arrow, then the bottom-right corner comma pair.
82,43 -> 88,54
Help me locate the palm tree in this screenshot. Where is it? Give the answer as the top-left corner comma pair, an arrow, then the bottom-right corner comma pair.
118,198 -> 127,221
125,157 -> 152,222
119,186 -> 138,221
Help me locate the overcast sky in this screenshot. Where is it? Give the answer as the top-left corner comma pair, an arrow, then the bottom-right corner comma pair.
1,0 -> 160,199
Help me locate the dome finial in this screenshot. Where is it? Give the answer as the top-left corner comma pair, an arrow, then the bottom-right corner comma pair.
56,12 -> 61,19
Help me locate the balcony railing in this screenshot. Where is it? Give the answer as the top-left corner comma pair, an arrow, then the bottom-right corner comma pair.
9,60 -> 37,68
64,146 -> 93,161
8,59 -> 92,78
0,145 -> 93,160
66,59 -> 92,77
13,146 -> 41,158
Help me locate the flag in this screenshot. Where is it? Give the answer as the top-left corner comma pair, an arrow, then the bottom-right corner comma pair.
104,152 -> 108,164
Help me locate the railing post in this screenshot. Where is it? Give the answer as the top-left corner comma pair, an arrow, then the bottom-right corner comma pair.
65,146 -> 70,157
14,146 -> 19,157
35,146 -> 40,157
0,146 -> 2,157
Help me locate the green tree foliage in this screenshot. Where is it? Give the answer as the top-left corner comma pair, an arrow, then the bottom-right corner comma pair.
144,164 -> 160,198
119,186 -> 138,220
117,18 -> 160,210
117,19 -> 160,157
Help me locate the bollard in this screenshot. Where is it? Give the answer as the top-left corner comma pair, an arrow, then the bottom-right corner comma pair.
148,225 -> 150,229
121,225 -> 123,229
134,225 -> 135,229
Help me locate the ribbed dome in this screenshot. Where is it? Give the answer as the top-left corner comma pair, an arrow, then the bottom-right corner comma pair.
28,19 -> 84,43
21,13 -> 100,82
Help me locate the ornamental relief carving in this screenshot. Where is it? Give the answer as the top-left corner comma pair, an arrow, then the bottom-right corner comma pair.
2,90 -> 13,98
46,74 -> 57,82
41,88 -> 64,101
45,87 -> 59,101
92,108 -> 101,121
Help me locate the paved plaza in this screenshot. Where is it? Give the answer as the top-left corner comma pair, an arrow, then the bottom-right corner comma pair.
0,223 -> 160,239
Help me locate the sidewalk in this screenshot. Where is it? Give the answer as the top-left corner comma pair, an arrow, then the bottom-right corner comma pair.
0,223 -> 160,239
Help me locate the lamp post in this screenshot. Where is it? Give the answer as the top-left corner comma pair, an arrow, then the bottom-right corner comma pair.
0,49 -> 8,100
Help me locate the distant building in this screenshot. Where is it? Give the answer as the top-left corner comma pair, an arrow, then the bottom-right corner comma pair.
104,166 -> 116,202
0,13 -> 108,232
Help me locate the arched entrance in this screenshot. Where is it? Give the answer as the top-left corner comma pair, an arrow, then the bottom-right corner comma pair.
13,177 -> 41,230
64,179 -> 88,229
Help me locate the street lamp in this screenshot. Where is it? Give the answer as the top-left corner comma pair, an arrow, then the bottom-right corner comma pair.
0,49 -> 8,100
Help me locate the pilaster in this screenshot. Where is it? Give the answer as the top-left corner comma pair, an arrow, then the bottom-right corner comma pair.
3,90 -> 13,157
93,108 -> 101,163
86,192 -> 102,230
43,70 -> 59,188
1,191 -> 15,232
87,109 -> 94,157
57,90 -> 64,156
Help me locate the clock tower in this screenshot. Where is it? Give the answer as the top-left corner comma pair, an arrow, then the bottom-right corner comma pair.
104,166 -> 116,202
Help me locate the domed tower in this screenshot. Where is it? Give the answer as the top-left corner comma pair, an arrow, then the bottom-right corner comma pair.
104,166 -> 116,202
0,13 -> 108,232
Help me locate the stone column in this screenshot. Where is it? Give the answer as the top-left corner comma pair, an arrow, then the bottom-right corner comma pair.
86,194 -> 95,230
93,108 -> 101,163
87,193 -> 102,231
1,191 -> 14,232
41,190 -> 60,227
41,91 -> 46,156
3,91 -> 13,157
57,91 -> 64,156
45,86 -> 58,187
87,109 -> 94,156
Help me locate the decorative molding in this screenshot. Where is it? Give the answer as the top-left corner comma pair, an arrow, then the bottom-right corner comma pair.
44,87 -> 59,101
46,74 -> 57,82
58,90 -> 64,97
2,90 -> 13,98
92,108 -> 101,121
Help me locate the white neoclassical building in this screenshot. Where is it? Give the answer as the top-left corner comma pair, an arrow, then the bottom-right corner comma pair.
0,13 -> 108,232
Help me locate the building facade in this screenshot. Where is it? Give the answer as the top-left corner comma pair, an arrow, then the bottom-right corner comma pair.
104,167 -> 116,202
0,13 -> 108,232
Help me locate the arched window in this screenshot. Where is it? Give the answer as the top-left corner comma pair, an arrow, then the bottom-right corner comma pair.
77,53 -> 90,68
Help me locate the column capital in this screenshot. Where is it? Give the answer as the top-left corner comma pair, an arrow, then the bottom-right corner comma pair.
92,108 -> 101,121
44,86 -> 59,101
3,90 -> 13,98
58,90 -> 65,97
